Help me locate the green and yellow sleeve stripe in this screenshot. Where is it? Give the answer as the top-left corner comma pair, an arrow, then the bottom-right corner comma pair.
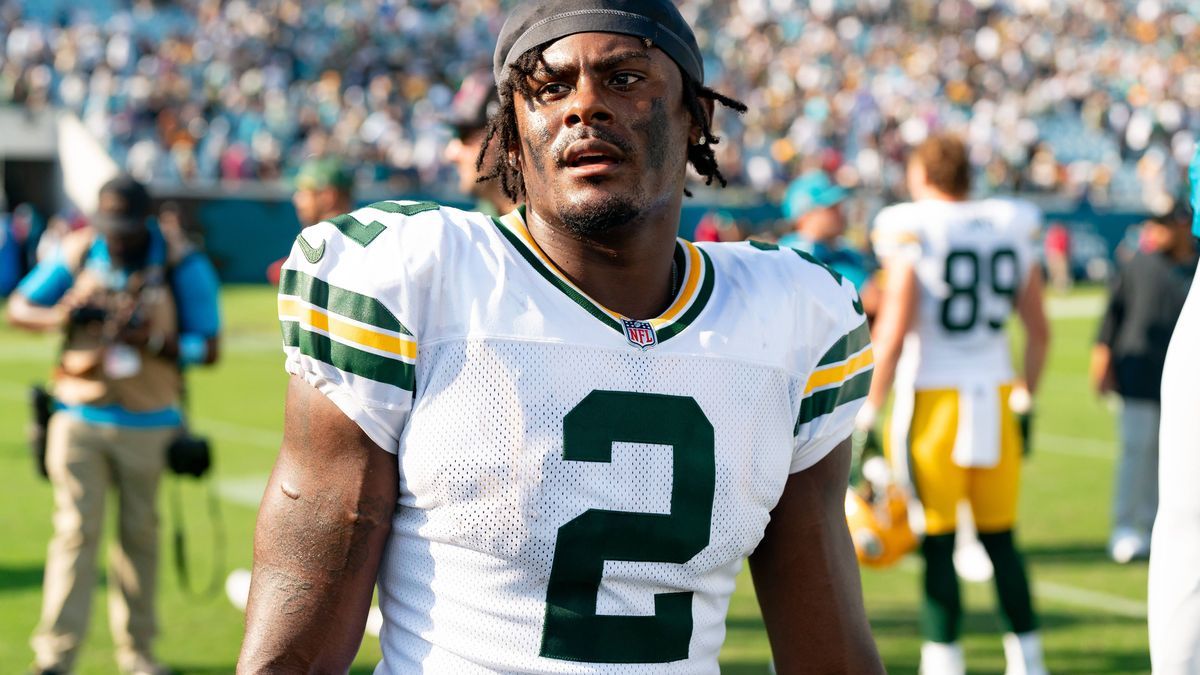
278,269 -> 417,391
795,321 -> 874,431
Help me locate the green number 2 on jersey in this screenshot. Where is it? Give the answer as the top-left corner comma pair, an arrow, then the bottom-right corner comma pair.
540,391 -> 715,664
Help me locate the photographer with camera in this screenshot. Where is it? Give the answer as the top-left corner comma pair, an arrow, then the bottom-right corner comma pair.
6,175 -> 220,675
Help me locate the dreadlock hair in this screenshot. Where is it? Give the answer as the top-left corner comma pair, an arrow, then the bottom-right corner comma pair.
475,43 -> 748,204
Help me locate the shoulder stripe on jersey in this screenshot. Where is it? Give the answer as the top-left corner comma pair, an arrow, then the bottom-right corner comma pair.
367,200 -> 440,217
806,347 -> 874,396
817,321 -> 871,367
794,368 -> 873,431
493,208 -> 715,344
327,213 -> 386,248
279,269 -> 411,336
282,322 -> 415,391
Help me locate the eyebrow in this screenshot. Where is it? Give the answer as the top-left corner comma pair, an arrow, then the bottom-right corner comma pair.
533,49 -> 652,79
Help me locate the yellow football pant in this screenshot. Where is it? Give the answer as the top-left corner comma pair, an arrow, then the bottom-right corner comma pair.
892,385 -> 1023,537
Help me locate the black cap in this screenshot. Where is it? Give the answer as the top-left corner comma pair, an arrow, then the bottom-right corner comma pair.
494,0 -> 703,85
94,174 -> 152,235
447,70 -> 500,135
1150,197 -> 1193,228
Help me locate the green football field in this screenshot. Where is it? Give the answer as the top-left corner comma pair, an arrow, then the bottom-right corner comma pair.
0,286 -> 1149,673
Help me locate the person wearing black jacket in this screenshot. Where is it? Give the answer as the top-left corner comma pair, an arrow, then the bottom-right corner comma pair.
1091,202 -> 1197,564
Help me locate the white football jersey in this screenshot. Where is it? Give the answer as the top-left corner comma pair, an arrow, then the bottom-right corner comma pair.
872,198 -> 1041,390
277,202 -> 872,674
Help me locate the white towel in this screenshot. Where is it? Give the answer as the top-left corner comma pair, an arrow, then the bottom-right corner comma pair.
953,381 -> 1001,468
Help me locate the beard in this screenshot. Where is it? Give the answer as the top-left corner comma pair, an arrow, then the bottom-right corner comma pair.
556,188 -> 642,237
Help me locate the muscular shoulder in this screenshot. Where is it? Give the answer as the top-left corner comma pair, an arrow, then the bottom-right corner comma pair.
698,240 -> 865,343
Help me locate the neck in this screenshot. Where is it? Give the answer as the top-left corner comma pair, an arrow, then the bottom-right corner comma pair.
915,187 -> 967,203
523,200 -> 681,320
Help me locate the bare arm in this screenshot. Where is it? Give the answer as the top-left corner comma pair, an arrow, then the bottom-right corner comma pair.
238,376 -> 398,674
6,293 -> 68,332
864,259 -> 918,411
1089,343 -> 1115,396
1015,266 -> 1051,395
750,439 -> 884,674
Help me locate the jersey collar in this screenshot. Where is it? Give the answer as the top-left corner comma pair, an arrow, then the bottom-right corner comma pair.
493,207 -> 715,347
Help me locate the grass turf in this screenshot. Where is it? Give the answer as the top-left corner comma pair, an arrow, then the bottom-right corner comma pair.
0,285 -> 1149,673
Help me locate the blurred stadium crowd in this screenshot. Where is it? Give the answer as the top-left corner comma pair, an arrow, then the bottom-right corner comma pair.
1,0 -> 1198,208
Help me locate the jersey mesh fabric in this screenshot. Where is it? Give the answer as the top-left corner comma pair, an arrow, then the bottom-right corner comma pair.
275,203 -> 872,673
377,338 -> 799,674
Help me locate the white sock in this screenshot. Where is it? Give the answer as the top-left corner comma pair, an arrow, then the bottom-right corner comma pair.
1003,631 -> 1048,675
920,641 -> 965,675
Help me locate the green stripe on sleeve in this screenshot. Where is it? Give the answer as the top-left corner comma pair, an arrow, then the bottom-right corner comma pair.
282,321 -> 415,391
816,321 -> 871,367
279,269 -> 411,336
794,368 -> 873,431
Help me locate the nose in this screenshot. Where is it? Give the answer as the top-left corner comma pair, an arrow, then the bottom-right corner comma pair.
564,73 -> 613,128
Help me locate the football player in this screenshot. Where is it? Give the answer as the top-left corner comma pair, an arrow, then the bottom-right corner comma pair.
1149,146 -> 1200,673
237,1 -> 884,673
864,134 -> 1051,675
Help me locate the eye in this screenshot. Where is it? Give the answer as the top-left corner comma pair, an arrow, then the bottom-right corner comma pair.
610,72 -> 644,88
537,82 -> 571,99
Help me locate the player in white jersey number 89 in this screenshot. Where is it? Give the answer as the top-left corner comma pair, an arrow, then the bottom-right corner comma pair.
237,1 -> 884,673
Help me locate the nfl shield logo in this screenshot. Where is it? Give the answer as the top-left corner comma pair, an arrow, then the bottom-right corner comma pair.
622,319 -> 658,350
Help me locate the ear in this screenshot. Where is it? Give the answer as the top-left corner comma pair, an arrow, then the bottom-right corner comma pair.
689,97 -> 715,146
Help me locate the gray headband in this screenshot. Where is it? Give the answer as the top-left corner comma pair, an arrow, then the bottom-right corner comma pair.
494,0 -> 704,85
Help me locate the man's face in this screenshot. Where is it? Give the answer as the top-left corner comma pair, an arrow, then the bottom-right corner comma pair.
512,33 -> 697,235
799,203 -> 846,243
446,128 -> 487,197
104,229 -> 150,269
905,159 -> 926,199
293,186 -> 348,228
293,187 -> 320,227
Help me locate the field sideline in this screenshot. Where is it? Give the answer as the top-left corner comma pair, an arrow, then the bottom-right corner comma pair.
0,286 -> 1149,673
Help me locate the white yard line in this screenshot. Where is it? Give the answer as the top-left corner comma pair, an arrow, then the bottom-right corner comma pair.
899,559 -> 1146,619
1036,433 -> 1116,460
1046,295 -> 1106,319
214,473 -> 271,508
1034,580 -> 1147,619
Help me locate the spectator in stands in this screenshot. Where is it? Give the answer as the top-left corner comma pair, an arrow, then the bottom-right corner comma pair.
1091,200 -> 1198,564
1043,223 -> 1073,292
4,0 -> 1198,210
268,157 -> 355,284
779,170 -> 878,315
443,71 -> 516,217
7,175 -> 221,675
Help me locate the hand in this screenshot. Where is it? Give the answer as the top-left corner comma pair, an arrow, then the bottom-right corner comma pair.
1008,386 -> 1034,457
116,322 -> 152,348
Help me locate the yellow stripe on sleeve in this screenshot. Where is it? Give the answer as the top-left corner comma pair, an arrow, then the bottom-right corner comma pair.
805,348 -> 874,395
279,297 -> 417,361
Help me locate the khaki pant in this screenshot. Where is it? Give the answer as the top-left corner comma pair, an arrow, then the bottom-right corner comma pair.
1113,398 -> 1160,537
31,413 -> 177,672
